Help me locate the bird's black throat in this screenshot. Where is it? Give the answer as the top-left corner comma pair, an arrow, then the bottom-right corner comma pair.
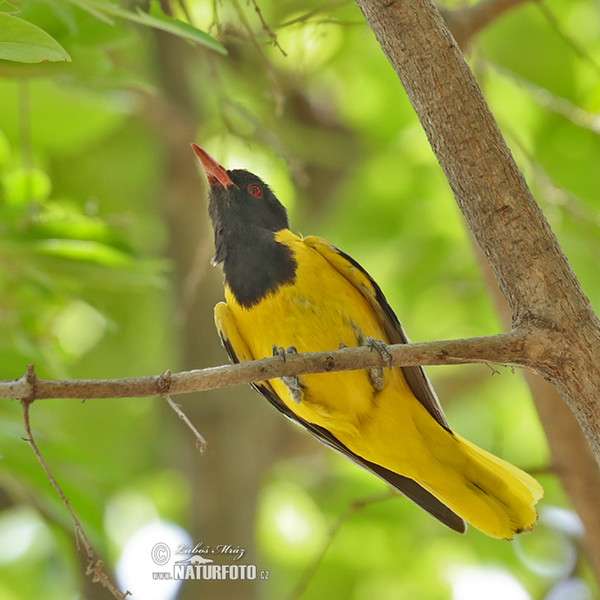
221,227 -> 297,308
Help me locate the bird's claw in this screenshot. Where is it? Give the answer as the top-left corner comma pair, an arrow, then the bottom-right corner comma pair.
366,336 -> 393,368
272,345 -> 303,403
272,345 -> 297,362
365,336 -> 392,392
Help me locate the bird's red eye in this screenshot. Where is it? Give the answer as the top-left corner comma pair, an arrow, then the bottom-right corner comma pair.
248,184 -> 262,197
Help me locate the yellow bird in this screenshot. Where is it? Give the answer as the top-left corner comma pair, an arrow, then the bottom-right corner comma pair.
192,144 -> 542,539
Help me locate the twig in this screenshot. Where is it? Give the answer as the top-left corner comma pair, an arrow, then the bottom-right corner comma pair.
231,0 -> 285,115
289,490 -> 395,599
497,117 -> 600,232
486,59 -> 600,136
440,0 -> 531,49
536,0 -> 600,80
164,393 -> 209,451
0,332 -> 536,401
19,366 -> 129,600
161,369 -> 209,452
248,0 -> 287,56
279,0 -> 350,28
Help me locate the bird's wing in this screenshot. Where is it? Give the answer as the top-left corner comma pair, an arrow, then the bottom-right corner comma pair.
303,235 -> 450,431
214,301 -> 466,534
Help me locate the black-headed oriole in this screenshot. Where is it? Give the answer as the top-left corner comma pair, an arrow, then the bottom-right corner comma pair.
192,144 -> 542,539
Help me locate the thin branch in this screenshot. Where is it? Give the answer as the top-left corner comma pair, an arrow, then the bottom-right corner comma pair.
499,119 -> 600,232
536,0 -> 600,80
289,490 -> 395,600
487,59 -> 600,136
248,0 -> 287,56
279,0 -> 351,28
440,0 -> 531,49
164,393 -> 209,451
162,371 -> 209,452
0,332 -> 534,401
231,0 -> 285,115
19,366 -> 129,600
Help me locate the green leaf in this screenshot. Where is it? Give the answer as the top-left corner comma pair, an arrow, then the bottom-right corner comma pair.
29,238 -> 135,268
144,0 -> 226,54
67,0 -> 227,54
0,1 -> 19,14
0,13 -> 71,63
27,208 -> 133,254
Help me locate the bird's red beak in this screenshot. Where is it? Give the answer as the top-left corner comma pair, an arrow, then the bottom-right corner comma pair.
191,144 -> 235,189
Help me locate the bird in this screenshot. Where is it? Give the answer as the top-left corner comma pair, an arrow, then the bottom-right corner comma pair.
191,144 -> 543,540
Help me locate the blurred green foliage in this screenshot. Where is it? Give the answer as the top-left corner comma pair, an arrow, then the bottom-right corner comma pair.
0,1 -> 598,599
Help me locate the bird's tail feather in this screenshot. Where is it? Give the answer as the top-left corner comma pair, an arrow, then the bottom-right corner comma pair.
419,433 -> 543,539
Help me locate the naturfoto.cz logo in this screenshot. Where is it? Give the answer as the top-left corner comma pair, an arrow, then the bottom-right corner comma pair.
150,542 -> 270,581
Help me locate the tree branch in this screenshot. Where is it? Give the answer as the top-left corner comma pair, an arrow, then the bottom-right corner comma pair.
1,333 -> 528,401
440,0 -> 531,49
354,0 -> 600,464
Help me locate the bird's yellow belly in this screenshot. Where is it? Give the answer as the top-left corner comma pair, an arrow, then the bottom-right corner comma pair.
225,244 -> 395,436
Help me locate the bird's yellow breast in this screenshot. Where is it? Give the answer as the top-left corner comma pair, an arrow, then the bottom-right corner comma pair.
223,229 -> 408,436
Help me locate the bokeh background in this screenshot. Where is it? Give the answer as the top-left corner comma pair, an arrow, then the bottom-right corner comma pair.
0,1 -> 599,599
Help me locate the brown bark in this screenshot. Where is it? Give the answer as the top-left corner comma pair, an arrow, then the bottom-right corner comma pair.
353,0 -> 600,464
3,332 -> 531,400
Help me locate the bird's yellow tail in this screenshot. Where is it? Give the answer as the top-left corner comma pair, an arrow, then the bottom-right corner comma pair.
419,433 -> 543,539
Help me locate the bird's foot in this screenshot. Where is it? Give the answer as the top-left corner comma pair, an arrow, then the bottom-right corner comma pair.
365,337 -> 392,392
272,345 -> 303,404
365,337 -> 393,368
271,345 -> 298,362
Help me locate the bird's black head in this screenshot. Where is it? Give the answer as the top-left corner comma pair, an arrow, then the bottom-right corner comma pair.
209,169 -> 290,258
191,145 -> 289,265
192,144 -> 296,307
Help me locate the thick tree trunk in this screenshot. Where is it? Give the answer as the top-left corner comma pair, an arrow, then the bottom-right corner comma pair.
476,245 -> 600,581
354,0 -> 600,463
